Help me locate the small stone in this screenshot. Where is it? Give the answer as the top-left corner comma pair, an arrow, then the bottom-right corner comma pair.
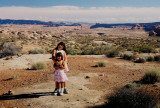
77,99 -> 80,101
99,74 -> 104,76
28,104 -> 31,106
85,76 -> 90,79
8,90 -> 14,95
83,99 -> 87,101
153,84 -> 158,87
79,88 -> 83,90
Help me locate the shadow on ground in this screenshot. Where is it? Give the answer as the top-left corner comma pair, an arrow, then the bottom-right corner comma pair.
0,92 -> 54,100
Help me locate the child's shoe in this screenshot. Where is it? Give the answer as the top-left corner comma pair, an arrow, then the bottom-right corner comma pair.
53,92 -> 57,96
60,92 -> 64,96
53,88 -> 58,95
57,92 -> 63,96
63,88 -> 69,94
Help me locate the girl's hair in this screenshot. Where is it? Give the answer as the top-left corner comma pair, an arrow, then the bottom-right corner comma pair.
55,52 -> 63,61
55,42 -> 67,53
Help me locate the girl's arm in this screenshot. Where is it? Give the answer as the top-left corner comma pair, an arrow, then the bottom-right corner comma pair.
54,63 -> 59,69
63,51 -> 67,62
59,61 -> 65,69
52,50 -> 56,62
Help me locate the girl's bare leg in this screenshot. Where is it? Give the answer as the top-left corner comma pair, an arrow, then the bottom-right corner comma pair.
61,82 -> 64,88
57,82 -> 60,89
64,82 -> 66,88
63,82 -> 68,94
56,82 -> 59,88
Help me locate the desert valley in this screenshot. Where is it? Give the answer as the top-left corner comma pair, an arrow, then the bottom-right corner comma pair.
0,20 -> 160,108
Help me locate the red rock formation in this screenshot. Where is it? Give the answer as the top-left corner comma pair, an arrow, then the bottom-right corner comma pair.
131,24 -> 145,30
149,25 -> 160,36
149,30 -> 157,36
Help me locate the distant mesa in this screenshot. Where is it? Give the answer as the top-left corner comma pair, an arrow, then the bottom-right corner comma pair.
90,23 -> 135,29
131,24 -> 145,30
90,22 -> 160,37
0,18 -> 81,27
1,18 -> 160,37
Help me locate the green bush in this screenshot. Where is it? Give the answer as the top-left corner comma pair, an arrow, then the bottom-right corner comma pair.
154,55 -> 160,61
135,57 -> 146,63
5,56 -> 12,60
147,56 -> 154,62
106,88 -> 157,108
0,43 -> 21,58
28,48 -> 44,54
81,45 -> 111,55
95,61 -> 106,67
132,45 -> 155,53
141,69 -> 160,84
123,83 -> 136,89
92,46 -> 111,55
106,47 -> 122,58
67,47 -> 78,55
31,62 -> 47,70
121,53 -> 137,61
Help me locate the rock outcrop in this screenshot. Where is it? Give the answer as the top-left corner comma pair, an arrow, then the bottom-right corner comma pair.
131,24 -> 145,30
149,25 -> 160,36
149,30 -> 157,36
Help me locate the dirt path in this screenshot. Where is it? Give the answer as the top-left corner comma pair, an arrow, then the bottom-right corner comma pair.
11,73 -> 103,108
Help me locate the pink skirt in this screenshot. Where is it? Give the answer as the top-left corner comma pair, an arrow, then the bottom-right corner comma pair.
53,69 -> 68,82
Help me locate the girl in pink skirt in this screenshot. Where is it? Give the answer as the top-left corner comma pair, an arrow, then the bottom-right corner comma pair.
52,42 -> 69,94
53,52 -> 68,96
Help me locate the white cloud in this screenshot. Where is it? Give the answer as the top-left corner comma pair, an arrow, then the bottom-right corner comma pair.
0,6 -> 160,23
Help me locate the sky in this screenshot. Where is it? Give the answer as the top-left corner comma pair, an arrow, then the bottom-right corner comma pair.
0,0 -> 160,23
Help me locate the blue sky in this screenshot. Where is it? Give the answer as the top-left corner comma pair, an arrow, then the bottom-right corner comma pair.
0,0 -> 160,23
0,0 -> 160,7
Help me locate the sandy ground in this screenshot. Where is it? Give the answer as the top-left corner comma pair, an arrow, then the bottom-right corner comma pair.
0,54 -> 160,108
0,54 -> 51,70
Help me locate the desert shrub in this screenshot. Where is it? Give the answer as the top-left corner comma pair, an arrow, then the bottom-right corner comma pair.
121,53 -> 137,61
106,47 -> 123,58
129,55 -> 137,61
123,83 -> 136,89
81,45 -> 111,55
122,53 -> 131,60
28,48 -> 44,54
0,43 -> 21,58
5,56 -> 12,60
67,47 -> 78,55
81,47 -> 92,55
132,45 -> 155,53
135,57 -> 146,63
95,61 -> 106,67
154,55 -> 160,61
122,82 -> 141,89
106,88 -> 157,108
46,49 -> 53,54
147,56 -> 154,62
92,46 -> 111,55
44,47 -> 52,54
141,69 -> 160,84
31,62 -> 47,70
